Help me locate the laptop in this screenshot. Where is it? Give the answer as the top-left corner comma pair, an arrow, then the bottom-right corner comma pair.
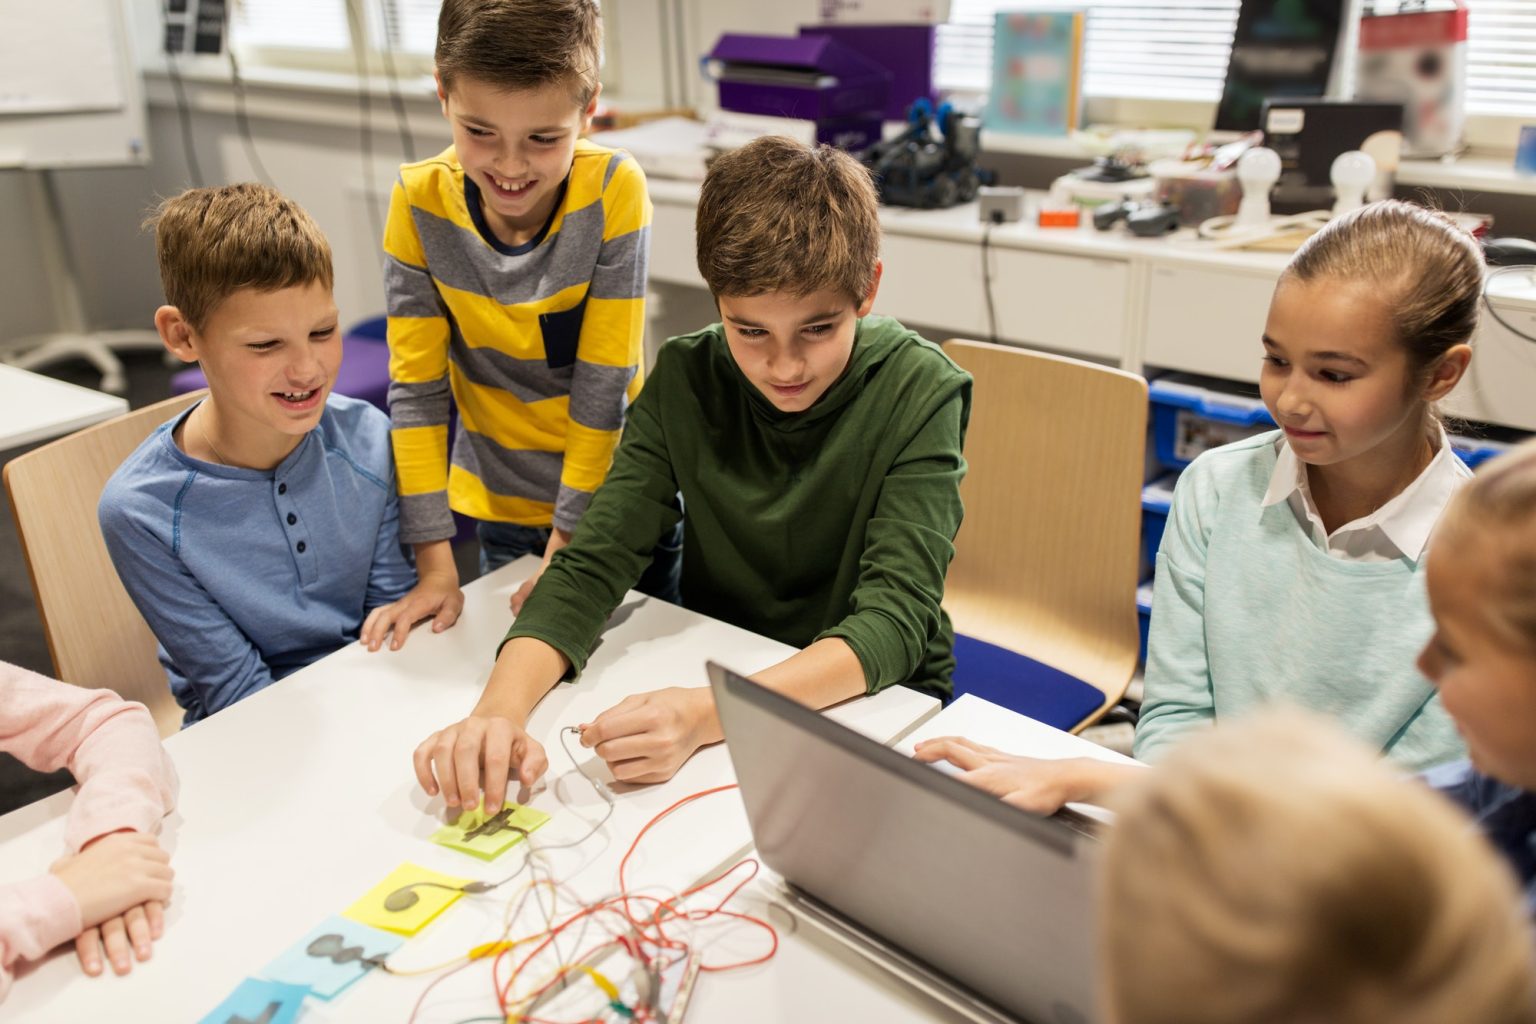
709,661 -> 1104,1024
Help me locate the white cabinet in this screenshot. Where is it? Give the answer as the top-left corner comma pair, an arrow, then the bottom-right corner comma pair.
1142,263 -> 1280,383
879,234 -> 1129,360
1446,294 -> 1536,433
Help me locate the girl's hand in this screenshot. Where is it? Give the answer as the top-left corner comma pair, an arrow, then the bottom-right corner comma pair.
913,737 -> 1139,814
51,832 -> 173,926
74,900 -> 165,978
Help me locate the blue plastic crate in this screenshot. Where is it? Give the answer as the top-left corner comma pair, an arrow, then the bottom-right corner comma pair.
1449,432 -> 1521,469
1136,581 -> 1154,665
1148,374 -> 1275,471
1141,472 -> 1178,575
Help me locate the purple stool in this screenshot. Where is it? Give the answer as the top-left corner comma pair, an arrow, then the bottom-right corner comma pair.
170,316 -> 392,412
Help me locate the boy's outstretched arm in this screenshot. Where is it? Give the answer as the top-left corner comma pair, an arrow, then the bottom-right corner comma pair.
578,638 -> 867,784
411,636 -> 568,813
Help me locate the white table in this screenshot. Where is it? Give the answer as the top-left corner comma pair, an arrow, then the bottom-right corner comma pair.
0,558 -> 939,1021
0,363 -> 128,450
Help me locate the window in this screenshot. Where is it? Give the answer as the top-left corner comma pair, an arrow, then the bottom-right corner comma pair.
938,0 -> 1240,101
230,1 -> 603,71
232,0 -> 350,52
1465,0 -> 1536,115
939,0 -> 1536,125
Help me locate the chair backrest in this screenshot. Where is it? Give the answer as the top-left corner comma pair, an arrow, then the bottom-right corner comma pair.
3,391 -> 204,736
943,340 -> 1148,728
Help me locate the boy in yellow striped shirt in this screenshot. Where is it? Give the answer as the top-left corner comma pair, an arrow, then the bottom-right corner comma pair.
367,0 -> 677,647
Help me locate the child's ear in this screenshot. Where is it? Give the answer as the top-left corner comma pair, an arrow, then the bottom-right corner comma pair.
1423,343 -> 1472,403
155,306 -> 199,365
855,261 -> 883,318
580,82 -> 602,134
434,71 -> 449,115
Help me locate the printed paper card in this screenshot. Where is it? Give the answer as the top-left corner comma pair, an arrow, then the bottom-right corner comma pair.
261,915 -> 405,1000
430,801 -> 551,860
197,977 -> 309,1024
342,861 -> 469,936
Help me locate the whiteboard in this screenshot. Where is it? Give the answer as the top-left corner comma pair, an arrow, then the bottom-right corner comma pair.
0,0 -> 148,168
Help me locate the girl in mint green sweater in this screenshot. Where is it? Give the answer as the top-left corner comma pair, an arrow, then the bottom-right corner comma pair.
1134,200 -> 1485,769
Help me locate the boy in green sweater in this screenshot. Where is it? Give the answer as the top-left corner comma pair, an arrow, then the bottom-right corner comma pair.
412,136 -> 972,809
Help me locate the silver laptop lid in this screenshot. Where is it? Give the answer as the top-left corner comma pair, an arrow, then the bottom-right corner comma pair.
710,661 -> 1103,1024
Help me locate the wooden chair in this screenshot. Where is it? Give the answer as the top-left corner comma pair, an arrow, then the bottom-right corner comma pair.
942,340 -> 1147,732
4,391 -> 204,736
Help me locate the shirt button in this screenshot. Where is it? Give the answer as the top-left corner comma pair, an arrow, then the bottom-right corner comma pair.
278,482 -> 287,495
287,512 -> 297,525
297,541 -> 307,554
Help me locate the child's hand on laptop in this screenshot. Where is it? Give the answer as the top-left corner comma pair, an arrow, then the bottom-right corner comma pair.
913,737 -> 1142,814
413,714 -> 548,812
361,569 -> 465,652
578,687 -> 719,785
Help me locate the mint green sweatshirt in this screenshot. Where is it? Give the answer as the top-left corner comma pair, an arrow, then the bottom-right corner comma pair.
1135,431 -> 1464,770
504,315 -> 972,699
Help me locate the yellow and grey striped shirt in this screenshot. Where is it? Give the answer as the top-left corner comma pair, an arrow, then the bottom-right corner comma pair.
383,140 -> 650,543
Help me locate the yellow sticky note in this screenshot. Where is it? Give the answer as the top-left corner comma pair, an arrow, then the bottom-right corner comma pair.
431,802 -> 551,861
342,862 -> 469,936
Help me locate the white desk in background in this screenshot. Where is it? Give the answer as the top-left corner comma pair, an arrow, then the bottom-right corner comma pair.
0,557 -> 939,1022
0,363 -> 127,450
644,179 -> 1536,434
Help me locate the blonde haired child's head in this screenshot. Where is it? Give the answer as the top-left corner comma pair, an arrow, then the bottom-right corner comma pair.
1102,710 -> 1536,1024
1420,438 -> 1536,790
1260,200 -> 1481,472
147,182 -> 333,332
147,184 -> 341,461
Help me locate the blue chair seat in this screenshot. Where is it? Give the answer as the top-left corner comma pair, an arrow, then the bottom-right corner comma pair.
951,633 -> 1105,732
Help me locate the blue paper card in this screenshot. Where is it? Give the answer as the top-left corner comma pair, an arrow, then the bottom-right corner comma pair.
261,915 -> 405,1000
197,977 -> 309,1024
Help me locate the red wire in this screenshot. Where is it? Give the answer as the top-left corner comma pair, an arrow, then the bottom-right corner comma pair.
491,784 -> 781,1016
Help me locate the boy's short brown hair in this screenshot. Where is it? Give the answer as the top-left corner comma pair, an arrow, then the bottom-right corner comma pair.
146,183 -> 333,331
435,0 -> 602,105
696,136 -> 881,303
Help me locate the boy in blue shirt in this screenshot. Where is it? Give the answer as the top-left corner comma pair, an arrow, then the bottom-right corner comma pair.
100,184 -> 418,725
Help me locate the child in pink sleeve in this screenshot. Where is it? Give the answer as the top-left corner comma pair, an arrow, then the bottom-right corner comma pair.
0,660 -> 178,1000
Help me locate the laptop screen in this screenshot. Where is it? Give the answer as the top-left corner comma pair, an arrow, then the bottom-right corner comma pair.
711,661 -> 1104,1024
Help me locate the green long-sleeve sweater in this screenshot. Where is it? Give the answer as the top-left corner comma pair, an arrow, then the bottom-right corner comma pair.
503,315 -> 972,699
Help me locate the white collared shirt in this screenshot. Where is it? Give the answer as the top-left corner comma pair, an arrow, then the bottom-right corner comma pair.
1260,429 -> 1472,563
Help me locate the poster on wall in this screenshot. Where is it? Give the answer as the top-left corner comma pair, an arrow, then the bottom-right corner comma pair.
1214,0 -> 1344,132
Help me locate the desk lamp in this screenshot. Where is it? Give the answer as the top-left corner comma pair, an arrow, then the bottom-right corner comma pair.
1330,151 -> 1377,217
1235,147 -> 1281,228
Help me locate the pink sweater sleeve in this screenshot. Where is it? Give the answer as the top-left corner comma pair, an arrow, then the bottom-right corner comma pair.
0,660 -> 178,852
0,874 -> 81,1002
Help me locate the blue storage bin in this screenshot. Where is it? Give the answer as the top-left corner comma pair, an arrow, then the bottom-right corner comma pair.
1449,431 -> 1524,469
1149,373 -> 1275,471
1141,472 -> 1179,575
1136,581 -> 1154,665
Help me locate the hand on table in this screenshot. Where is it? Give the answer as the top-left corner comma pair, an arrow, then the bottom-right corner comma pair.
913,737 -> 1129,814
510,527 -> 572,615
579,687 -> 719,785
509,569 -> 543,616
360,570 -> 465,652
414,714 -> 549,813
50,831 -> 173,977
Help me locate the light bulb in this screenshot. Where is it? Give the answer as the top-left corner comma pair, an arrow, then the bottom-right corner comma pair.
1330,150 -> 1377,217
1235,147 -> 1281,228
